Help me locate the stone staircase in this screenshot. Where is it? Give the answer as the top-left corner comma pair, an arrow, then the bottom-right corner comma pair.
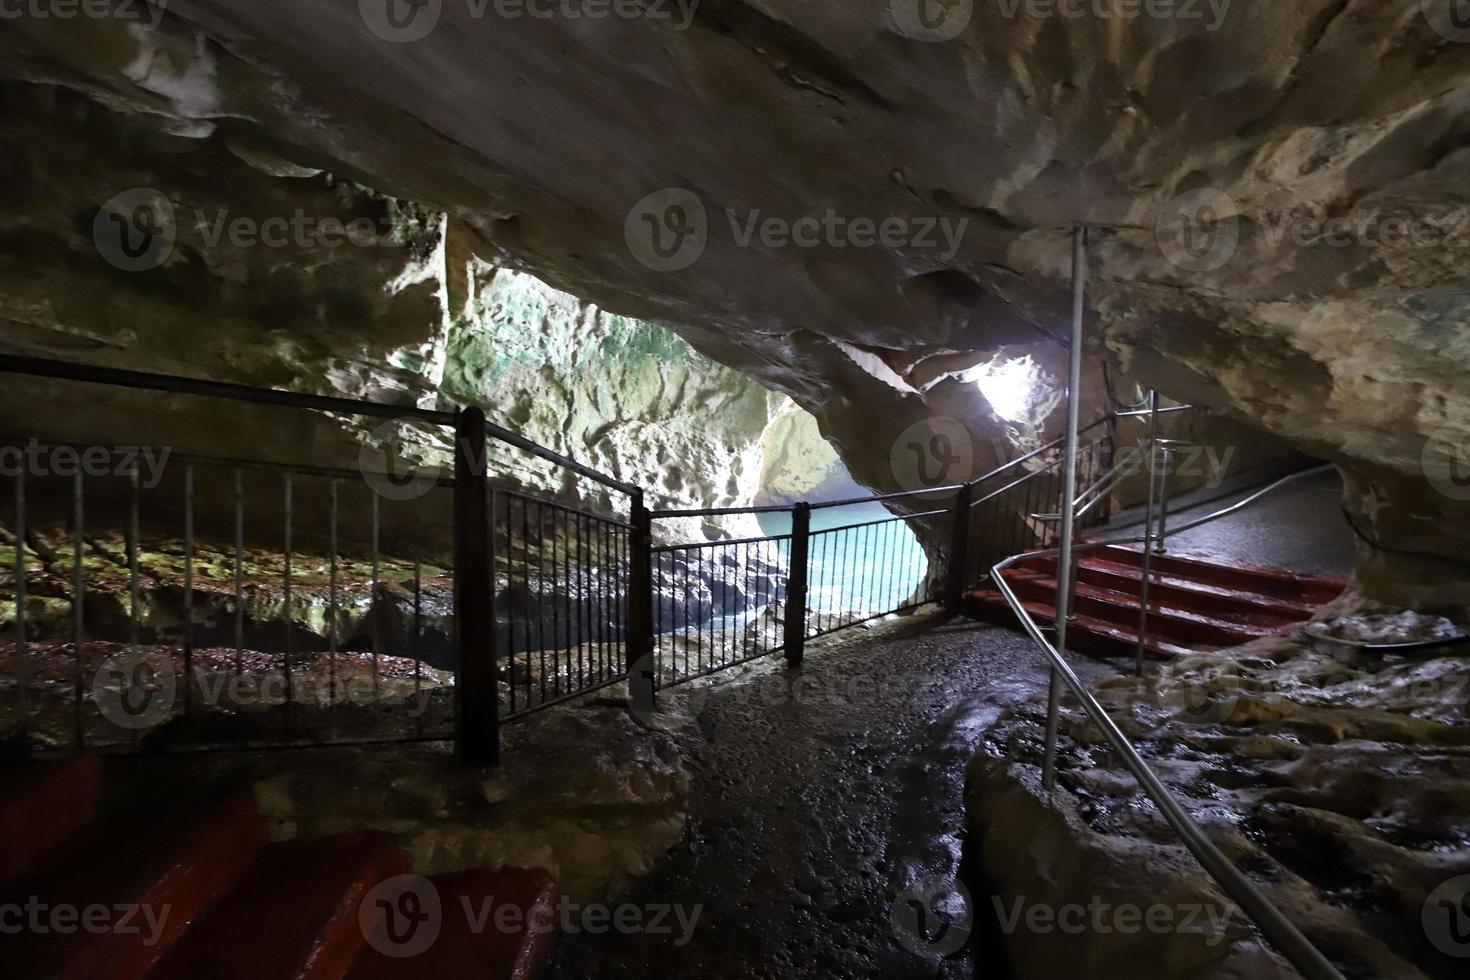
0,757 -> 558,980
965,544 -> 1347,659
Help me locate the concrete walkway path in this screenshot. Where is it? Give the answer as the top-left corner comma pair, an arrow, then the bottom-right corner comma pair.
544,611 -> 1111,979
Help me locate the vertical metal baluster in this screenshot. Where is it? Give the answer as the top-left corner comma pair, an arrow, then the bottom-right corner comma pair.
743,540 -> 752,658
590,517 -> 602,687
682,545 -> 691,677
128,464 -> 140,649
724,541 -> 732,666
523,500 -> 534,709
505,497 -> 518,705
371,492 -> 380,701
13,471 -> 28,749
603,518 -> 612,679
829,531 -> 838,627
861,523 -> 874,620
234,469 -> 244,677
544,505 -> 553,705
328,480 -> 339,721
561,507 -> 570,697
696,547 -> 705,674
574,510 -> 583,689
888,521 -> 898,611
508,498 -> 520,717
72,470 -> 84,750
583,514 -> 593,687
535,504 -> 546,706
413,528 -> 423,738
616,525 -> 626,675
591,516 -> 601,681
283,474 -> 293,736
878,521 -> 890,614
184,464 -> 194,720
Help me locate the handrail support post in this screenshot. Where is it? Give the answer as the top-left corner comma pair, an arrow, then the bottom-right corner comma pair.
627,491 -> 657,716
944,482 -> 974,611
782,503 -> 812,667
1136,390 -> 1162,676
1042,225 -> 1088,791
454,407 -> 498,767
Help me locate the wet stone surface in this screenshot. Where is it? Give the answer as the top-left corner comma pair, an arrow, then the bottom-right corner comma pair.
544,611 -> 1111,979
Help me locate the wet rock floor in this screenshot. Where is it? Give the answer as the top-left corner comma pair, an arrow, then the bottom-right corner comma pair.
544,610 -> 1111,979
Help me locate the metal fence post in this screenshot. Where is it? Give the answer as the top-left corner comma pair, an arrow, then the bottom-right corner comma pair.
782,502 -> 811,667
627,490 -> 656,716
454,406 -> 498,767
1042,224 -> 1088,791
944,482 -> 974,611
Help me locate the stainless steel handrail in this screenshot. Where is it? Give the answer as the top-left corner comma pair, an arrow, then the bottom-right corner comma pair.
989,463 -> 1341,980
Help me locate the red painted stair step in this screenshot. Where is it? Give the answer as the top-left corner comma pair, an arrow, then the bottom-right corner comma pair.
0,756 -> 101,884
964,591 -> 1197,659
1066,558 -> 1318,625
0,793 -> 265,980
1002,569 -> 1274,648
1086,545 -> 1346,605
345,867 -> 559,980
144,832 -> 408,980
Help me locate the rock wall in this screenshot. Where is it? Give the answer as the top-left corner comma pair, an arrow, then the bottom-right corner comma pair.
2,3 -> 1467,603
0,79 -> 825,545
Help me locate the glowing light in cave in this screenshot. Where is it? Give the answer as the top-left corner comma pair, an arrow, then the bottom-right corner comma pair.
964,355 -> 1041,423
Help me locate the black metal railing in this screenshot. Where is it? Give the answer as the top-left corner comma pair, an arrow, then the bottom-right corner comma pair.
650,533 -> 791,686
962,436 -> 1112,588
495,488 -> 632,718
804,506 -> 948,640
0,352 -> 1198,766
